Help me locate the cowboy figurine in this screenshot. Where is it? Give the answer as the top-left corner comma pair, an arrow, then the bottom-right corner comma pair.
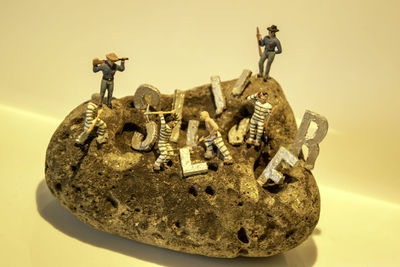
92,53 -> 127,109
257,25 -> 282,82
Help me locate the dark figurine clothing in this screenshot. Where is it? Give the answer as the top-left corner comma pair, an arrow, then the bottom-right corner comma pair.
93,61 -> 125,108
259,36 -> 282,54
258,36 -> 282,80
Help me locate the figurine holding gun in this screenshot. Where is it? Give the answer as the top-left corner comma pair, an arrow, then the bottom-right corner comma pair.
93,53 -> 129,109
256,25 -> 282,82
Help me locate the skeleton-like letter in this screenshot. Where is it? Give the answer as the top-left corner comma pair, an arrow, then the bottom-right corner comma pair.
291,110 -> 328,170
257,147 -> 298,186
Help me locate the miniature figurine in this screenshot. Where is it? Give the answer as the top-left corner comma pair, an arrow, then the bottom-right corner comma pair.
92,53 -> 128,109
246,91 -> 272,147
152,111 -> 178,171
199,111 -> 233,165
256,25 -> 282,81
75,94 -> 108,145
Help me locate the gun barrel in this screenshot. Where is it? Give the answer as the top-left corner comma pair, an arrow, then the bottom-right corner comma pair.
145,110 -> 176,115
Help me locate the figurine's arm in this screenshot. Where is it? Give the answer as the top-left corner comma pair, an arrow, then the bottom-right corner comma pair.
246,93 -> 258,104
92,58 -> 104,73
266,104 -> 272,117
258,37 -> 266,47
209,119 -> 219,137
159,114 -> 166,130
117,60 -> 125,72
275,39 -> 282,54
86,102 -> 98,121
93,64 -> 104,73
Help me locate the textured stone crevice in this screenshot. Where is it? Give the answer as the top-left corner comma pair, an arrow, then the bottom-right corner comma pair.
45,76 -> 320,258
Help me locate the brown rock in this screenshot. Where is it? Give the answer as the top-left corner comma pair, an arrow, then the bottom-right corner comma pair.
45,76 -> 320,258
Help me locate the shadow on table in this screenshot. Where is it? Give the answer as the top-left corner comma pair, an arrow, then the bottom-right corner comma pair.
36,179 -> 318,267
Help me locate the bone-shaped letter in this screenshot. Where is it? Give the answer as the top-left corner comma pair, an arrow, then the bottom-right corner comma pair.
257,147 -> 299,186
291,110 -> 328,170
131,121 -> 158,151
179,147 -> 208,177
133,84 -> 161,110
210,76 -> 226,115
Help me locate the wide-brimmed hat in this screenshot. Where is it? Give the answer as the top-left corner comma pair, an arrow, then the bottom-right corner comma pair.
267,25 -> 279,32
106,53 -> 119,61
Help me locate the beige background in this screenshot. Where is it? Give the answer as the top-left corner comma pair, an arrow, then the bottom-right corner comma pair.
1,0 -> 400,266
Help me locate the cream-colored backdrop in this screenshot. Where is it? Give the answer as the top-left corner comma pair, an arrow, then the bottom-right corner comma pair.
1,1 -> 400,266
1,1 -> 399,202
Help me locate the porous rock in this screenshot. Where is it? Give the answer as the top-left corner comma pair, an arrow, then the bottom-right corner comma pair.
45,76 -> 320,258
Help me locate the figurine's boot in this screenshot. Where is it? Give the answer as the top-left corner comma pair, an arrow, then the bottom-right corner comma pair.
75,132 -> 87,145
246,138 -> 255,145
96,132 -> 109,145
223,157 -> 233,165
254,134 -> 263,146
153,163 -> 161,171
107,99 -> 112,109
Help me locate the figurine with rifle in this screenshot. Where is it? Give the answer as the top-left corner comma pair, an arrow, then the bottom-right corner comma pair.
256,25 -> 282,82
93,53 -> 129,109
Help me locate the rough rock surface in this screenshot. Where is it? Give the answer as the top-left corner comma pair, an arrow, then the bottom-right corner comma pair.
45,76 -> 320,258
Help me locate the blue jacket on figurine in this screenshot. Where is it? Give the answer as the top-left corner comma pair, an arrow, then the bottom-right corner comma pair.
259,36 -> 282,54
93,61 -> 125,81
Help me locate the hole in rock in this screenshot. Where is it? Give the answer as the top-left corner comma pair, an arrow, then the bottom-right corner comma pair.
55,183 -> 62,192
253,152 -> 270,179
207,162 -> 219,171
258,234 -> 267,242
115,122 -> 143,153
264,183 -> 284,194
135,208 -> 141,212
71,165 -> 77,172
285,175 -> 298,184
237,202 -> 243,206
106,196 -> 118,209
180,120 -> 188,131
285,230 -> 295,239
205,186 -> 215,196
189,186 -> 198,197
174,221 -> 181,228
237,227 -> 249,243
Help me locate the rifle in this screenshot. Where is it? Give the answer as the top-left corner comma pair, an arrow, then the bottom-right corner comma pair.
256,27 -> 262,57
93,57 -> 129,66
144,110 -> 176,116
